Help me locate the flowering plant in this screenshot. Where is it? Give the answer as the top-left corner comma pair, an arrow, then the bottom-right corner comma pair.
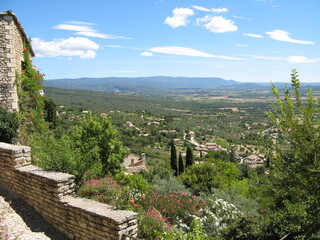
16,39 -> 47,135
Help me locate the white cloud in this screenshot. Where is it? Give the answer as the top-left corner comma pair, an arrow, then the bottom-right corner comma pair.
250,55 -> 284,61
32,37 -> 99,58
197,16 -> 237,33
80,50 -> 97,59
287,56 -> 320,63
53,23 -> 129,39
53,24 -> 93,32
266,30 -> 314,44
105,45 -> 127,48
66,21 -> 95,26
251,54 -> 319,63
235,44 -> 248,47
232,15 -> 252,21
75,31 -> 128,39
211,8 -> 228,13
149,46 -> 244,60
192,6 -> 228,13
192,5 -> 211,12
243,33 -> 264,38
141,51 -> 153,57
165,8 -> 194,28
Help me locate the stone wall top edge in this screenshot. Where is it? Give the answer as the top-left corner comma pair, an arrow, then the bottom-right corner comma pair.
63,196 -> 138,223
18,165 -> 76,182
0,142 -> 30,151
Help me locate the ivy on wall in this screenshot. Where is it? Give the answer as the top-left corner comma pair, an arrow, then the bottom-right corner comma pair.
16,39 -> 47,137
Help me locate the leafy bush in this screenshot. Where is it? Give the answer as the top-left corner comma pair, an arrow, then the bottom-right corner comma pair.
31,113 -> 126,184
0,107 -> 19,143
115,172 -> 151,194
179,160 -> 239,195
152,175 -> 190,195
158,219 -> 207,240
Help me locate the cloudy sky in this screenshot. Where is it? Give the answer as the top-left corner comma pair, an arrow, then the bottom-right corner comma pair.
3,0 -> 320,82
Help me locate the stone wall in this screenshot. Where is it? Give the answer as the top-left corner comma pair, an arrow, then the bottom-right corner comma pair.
0,142 -> 138,240
0,11 -> 25,112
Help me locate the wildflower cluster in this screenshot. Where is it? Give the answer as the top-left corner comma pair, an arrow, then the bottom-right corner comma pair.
78,177 -> 134,209
133,191 -> 206,225
78,176 -> 207,239
200,197 -> 241,238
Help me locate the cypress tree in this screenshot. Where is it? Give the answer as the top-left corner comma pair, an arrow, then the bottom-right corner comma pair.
170,140 -> 178,176
185,145 -> 194,168
229,145 -> 236,163
178,152 -> 184,175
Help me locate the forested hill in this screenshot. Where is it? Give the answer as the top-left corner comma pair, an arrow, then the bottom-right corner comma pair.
44,76 -> 247,93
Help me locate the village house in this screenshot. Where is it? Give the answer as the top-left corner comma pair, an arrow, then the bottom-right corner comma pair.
122,153 -> 147,174
205,142 -> 222,151
188,131 -> 195,137
241,154 -> 265,168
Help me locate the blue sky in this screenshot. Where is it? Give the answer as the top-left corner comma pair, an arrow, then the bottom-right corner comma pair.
3,0 -> 320,82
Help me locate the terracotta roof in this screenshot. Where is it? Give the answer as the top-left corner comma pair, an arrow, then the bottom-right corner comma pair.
1,10 -> 35,57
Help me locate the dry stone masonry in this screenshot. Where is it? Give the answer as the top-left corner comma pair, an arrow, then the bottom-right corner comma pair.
0,11 -> 32,112
0,142 -> 138,240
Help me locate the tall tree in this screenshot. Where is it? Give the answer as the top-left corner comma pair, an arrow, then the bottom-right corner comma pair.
69,113 -> 127,175
265,69 -> 320,239
170,140 -> 178,176
178,152 -> 184,175
186,145 -> 194,168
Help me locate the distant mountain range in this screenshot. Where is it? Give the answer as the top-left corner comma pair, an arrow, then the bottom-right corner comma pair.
44,76 -> 320,93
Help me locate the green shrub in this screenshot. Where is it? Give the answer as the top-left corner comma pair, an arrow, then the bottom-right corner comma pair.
0,107 -> 19,143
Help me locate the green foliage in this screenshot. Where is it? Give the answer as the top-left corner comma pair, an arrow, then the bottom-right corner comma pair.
44,98 -> 58,129
31,113 -> 126,184
30,133 -> 88,184
77,177 -> 133,210
213,188 -> 259,215
218,213 -> 263,240
69,113 -> 127,175
133,191 -> 206,226
262,201 -> 309,239
0,107 -> 19,143
115,172 -> 151,194
17,40 -> 47,137
151,176 -> 190,195
158,219 -> 207,240
179,160 -> 239,195
206,150 -> 229,162
229,146 -> 236,163
266,69 -> 320,239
